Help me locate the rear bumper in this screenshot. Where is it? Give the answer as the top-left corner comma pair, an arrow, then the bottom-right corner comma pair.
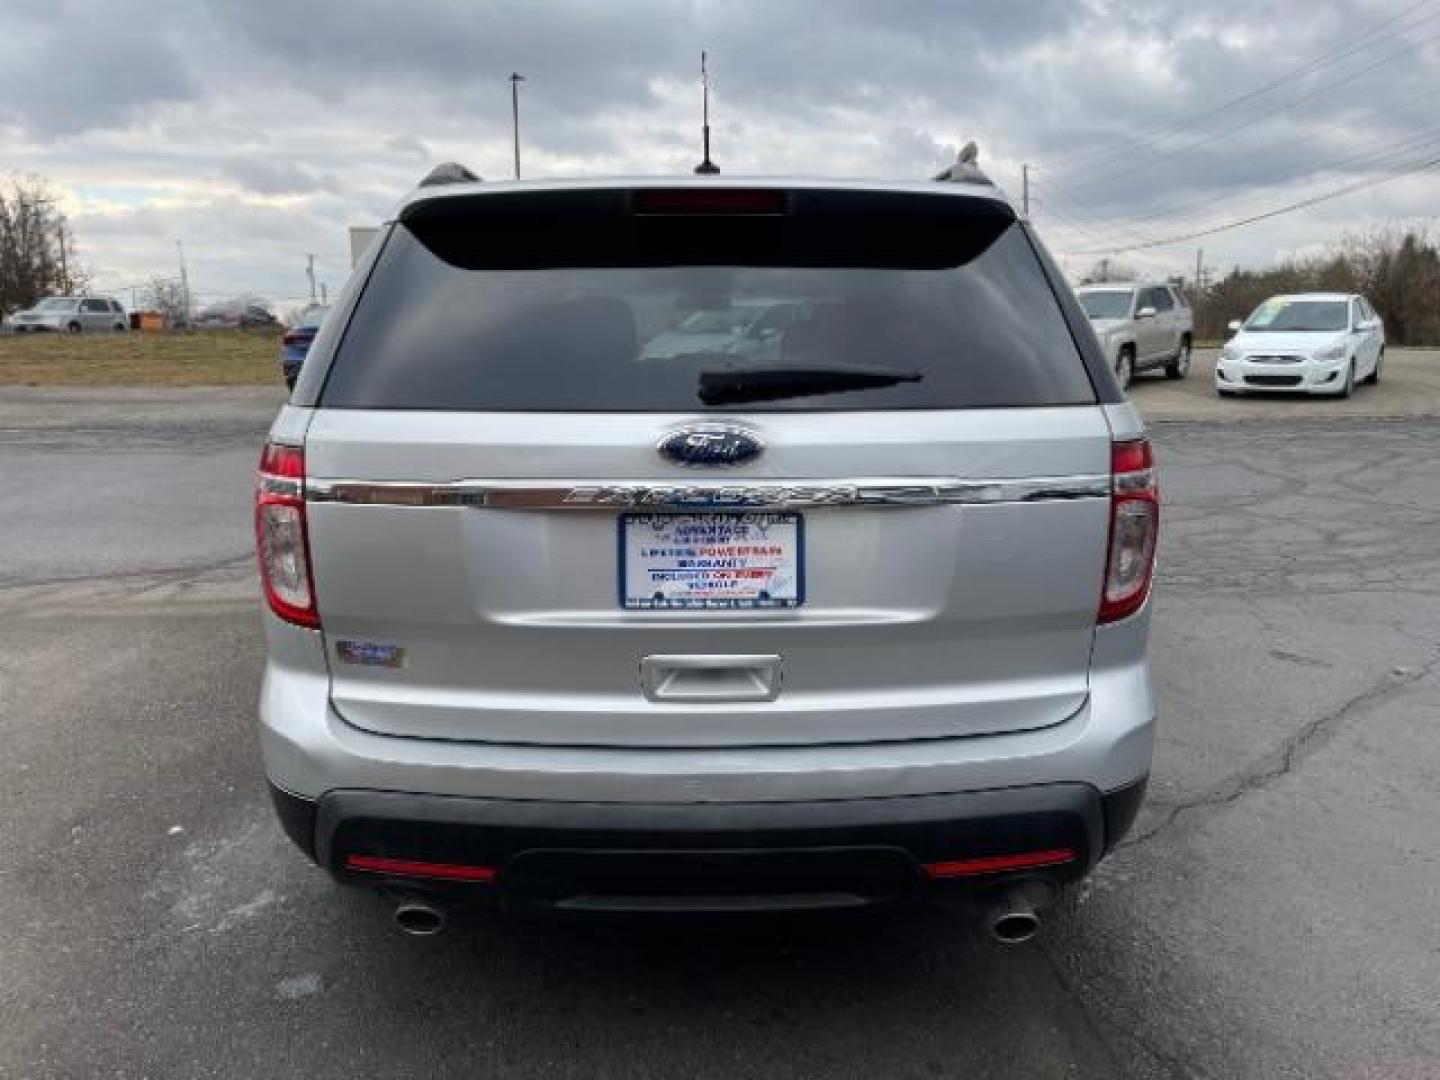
270,778 -> 1146,912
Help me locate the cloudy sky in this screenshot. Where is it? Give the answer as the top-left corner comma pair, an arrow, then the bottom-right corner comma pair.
4,0 -> 1439,307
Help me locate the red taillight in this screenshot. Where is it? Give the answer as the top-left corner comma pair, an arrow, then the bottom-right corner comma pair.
1099,437 -> 1159,624
923,848 -> 1077,879
255,441 -> 319,628
281,330 -> 300,346
345,855 -> 498,883
632,188 -> 789,215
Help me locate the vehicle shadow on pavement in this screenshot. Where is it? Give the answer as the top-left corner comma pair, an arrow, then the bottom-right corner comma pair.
292,883 -> 1142,1079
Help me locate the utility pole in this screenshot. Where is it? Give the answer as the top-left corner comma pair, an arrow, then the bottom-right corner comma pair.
56,217 -> 69,291
320,282 -> 328,305
509,72 -> 526,180
176,241 -> 191,329
1021,164 -> 1031,219
305,254 -> 317,304
1195,247 -> 1204,291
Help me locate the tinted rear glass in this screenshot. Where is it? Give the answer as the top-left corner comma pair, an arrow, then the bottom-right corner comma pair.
321,189 -> 1095,411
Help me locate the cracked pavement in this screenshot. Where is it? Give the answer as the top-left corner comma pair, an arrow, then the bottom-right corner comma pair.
3,388 -> 1440,1078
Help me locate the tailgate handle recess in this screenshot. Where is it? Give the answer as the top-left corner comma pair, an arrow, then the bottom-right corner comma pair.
641,655 -> 781,703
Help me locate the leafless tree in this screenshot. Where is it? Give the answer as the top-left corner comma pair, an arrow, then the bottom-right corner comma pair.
1188,228 -> 1440,344
0,177 -> 81,316
1078,258 -> 1138,284
141,277 -> 189,327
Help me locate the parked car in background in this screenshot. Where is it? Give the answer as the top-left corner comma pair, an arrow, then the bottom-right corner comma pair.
1075,283 -> 1193,389
639,298 -> 811,361
1216,293 -> 1384,398
197,300 -> 278,329
8,296 -> 127,333
195,306 -> 234,329
241,305 -> 279,330
279,304 -> 329,389
256,171 -> 1157,941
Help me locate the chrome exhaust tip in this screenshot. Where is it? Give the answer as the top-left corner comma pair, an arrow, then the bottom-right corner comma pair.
989,904 -> 1040,945
393,897 -> 447,936
983,882 -> 1052,945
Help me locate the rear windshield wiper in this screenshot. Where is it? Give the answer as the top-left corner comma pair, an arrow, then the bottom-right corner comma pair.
697,365 -> 923,405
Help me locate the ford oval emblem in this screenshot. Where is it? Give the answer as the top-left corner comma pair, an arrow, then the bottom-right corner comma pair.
658,424 -> 764,467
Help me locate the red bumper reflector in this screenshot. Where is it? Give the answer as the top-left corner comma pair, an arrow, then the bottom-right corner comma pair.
345,855 -> 497,883
923,848 -> 1077,879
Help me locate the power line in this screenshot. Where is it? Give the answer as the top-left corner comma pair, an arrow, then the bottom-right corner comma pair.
1039,119 -> 1440,245
1048,0 -> 1440,174
1120,122 -> 1440,231
1052,21 -> 1440,197
1029,197 -> 1177,273
1065,150 -> 1440,256
1029,177 -> 1168,250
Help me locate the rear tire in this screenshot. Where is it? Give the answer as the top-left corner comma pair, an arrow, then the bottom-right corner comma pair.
1165,337 -> 1192,379
1115,346 -> 1135,391
67,321 -> 82,333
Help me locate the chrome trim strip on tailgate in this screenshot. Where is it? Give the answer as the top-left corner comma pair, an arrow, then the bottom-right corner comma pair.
306,476 -> 1111,510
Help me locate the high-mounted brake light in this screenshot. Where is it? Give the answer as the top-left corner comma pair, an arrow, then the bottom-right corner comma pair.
255,441 -> 319,628
632,188 -> 788,216
1099,437 -> 1159,624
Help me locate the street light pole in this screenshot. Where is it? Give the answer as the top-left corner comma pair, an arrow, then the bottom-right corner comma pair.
509,72 -> 526,180
176,240 -> 191,330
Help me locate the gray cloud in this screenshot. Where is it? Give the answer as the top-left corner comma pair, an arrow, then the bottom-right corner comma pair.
386,135 -> 431,159
222,158 -> 331,196
2,0 -> 1433,293
0,4 -> 194,136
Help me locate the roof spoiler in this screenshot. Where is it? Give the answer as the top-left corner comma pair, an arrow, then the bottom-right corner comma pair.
932,141 -> 991,185
419,162 -> 482,187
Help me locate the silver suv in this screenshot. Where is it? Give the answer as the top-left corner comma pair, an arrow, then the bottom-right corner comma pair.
257,172 -> 1158,941
1076,283 -> 1193,389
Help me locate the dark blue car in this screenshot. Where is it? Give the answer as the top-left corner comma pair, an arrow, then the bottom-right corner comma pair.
280,305 -> 330,389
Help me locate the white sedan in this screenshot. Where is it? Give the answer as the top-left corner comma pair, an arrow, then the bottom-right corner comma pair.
1215,293 -> 1385,398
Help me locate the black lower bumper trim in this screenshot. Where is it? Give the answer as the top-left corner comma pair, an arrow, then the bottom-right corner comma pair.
278,783 -> 1119,912
269,783 -> 318,861
1101,776 -> 1148,851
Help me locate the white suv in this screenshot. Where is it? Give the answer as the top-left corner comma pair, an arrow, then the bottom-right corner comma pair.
256,171 -> 1159,942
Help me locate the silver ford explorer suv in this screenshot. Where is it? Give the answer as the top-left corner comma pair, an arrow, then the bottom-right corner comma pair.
256,169 -> 1158,942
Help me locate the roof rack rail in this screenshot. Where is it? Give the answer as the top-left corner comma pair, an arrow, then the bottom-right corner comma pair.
419,162 -> 482,187
932,141 -> 990,185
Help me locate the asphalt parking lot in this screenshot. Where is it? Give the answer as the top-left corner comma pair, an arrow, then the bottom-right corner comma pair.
3,361 -> 1440,1079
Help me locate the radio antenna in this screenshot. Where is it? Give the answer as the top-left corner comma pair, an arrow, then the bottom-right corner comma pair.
694,51 -> 720,174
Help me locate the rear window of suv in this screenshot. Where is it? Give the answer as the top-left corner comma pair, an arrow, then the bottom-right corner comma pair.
320,188 -> 1096,412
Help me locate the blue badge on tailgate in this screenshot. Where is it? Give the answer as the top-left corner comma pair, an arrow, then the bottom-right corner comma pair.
658,424 -> 764,467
